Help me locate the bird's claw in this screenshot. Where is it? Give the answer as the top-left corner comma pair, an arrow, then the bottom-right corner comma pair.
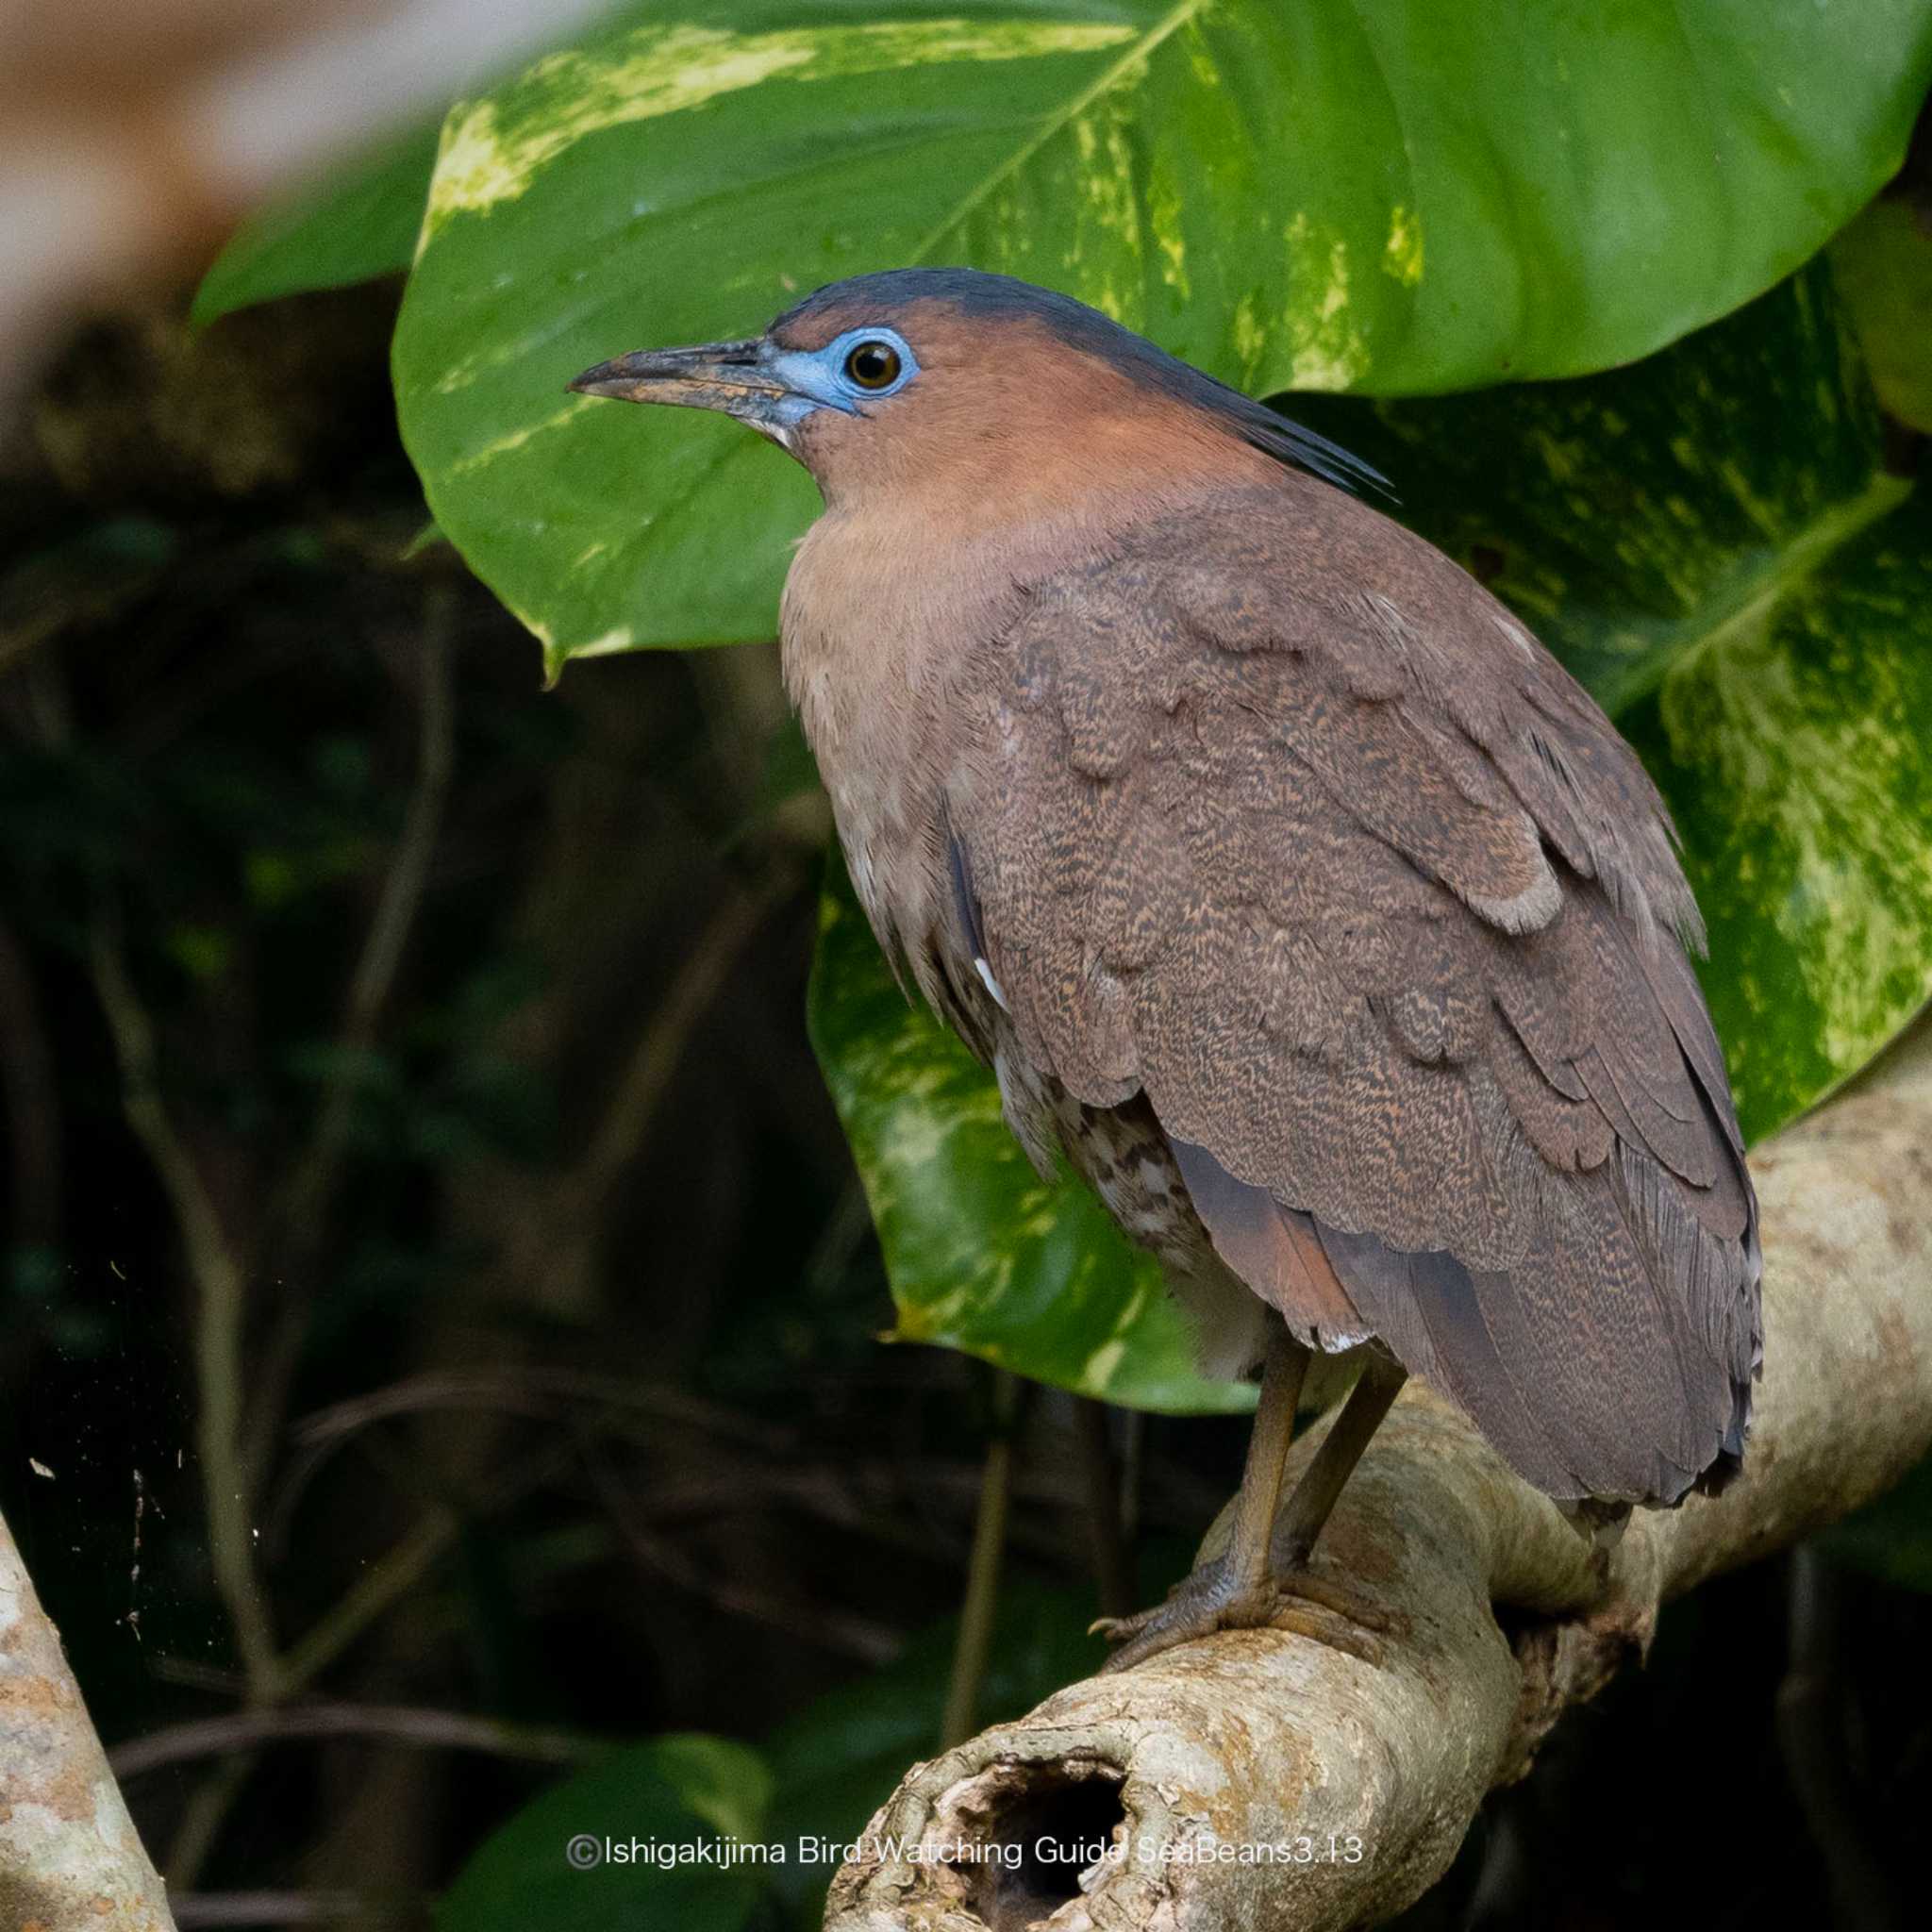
1091,1557 -> 1394,1673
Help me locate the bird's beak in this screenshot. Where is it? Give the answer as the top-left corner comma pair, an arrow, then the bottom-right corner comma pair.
568,338 -> 794,435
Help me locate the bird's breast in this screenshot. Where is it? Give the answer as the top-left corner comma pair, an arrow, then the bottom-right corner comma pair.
779,508 -> 1035,960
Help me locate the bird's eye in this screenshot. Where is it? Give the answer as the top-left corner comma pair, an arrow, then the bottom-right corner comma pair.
844,340 -> 903,391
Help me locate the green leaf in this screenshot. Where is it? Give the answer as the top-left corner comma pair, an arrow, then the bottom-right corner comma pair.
1282,262 -> 1932,1144
808,858 -> 1250,1411
1832,194 -> 1932,435
394,0 -> 1932,672
192,125 -> 441,325
437,1732 -> 771,1931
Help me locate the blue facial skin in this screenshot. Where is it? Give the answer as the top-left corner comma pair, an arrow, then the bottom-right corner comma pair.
761,326 -> 920,431
566,324 -> 924,450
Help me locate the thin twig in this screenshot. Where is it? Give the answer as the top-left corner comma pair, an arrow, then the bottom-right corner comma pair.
575,882 -> 785,1218
941,1373 -> 1022,1750
168,1439 -> 576,1888
1118,1406 -> 1146,1546
174,1893 -> 420,1928
291,1366 -> 799,1455
167,1755 -> 258,1897
287,1434 -> 581,1698
90,908 -> 279,1698
111,1701 -> 596,1780
145,1657 -> 250,1698
1072,1395 -> 1135,1619
267,1366 -> 800,1549
491,873 -> 791,1314
578,1439 -> 904,1664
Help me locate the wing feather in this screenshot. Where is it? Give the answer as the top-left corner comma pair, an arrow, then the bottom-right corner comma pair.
948,485 -> 1760,1505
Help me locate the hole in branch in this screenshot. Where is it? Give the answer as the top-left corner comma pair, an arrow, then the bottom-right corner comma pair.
960,1768 -> 1126,1931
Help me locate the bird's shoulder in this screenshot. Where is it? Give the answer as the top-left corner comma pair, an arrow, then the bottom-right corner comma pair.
967,479 -> 1699,958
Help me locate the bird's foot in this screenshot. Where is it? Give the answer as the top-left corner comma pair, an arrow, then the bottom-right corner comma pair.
1091,1552 -> 1394,1674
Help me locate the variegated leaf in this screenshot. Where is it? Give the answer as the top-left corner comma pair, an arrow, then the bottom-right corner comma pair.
391,0 -> 1932,672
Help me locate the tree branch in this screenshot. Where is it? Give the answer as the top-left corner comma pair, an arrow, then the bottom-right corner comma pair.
824,1012 -> 1932,1932
0,1508 -> 175,1930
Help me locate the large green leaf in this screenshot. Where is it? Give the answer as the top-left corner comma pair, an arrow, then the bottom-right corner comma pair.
1282,263 -> 1932,1145
394,0 -> 1932,672
437,1731 -> 770,1930
192,125 -> 441,325
808,860 -> 1249,1409
808,263 -> 1932,1399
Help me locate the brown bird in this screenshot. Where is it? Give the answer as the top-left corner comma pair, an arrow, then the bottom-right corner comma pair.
572,271 -> 1762,1669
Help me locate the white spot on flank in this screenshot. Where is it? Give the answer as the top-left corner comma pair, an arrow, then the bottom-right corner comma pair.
975,957 -> 1008,1009
1492,612 -> 1539,660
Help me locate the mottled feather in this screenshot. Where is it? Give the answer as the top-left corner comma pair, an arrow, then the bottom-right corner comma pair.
937,479 -> 1760,1506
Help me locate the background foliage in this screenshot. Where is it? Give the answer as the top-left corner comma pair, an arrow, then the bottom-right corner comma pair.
3,2 -> 1929,1925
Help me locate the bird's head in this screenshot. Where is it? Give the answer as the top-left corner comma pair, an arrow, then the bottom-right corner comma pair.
569,269 -> 1383,511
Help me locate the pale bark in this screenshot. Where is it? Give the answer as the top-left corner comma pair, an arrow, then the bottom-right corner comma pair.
824,1013 -> 1932,1932
0,1510 -> 175,1930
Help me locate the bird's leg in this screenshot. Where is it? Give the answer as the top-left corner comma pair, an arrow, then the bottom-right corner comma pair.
1278,1350 -> 1408,1564
1257,1350 -> 1410,1629
1094,1319 -> 1308,1671
1093,1336 -> 1407,1674
1218,1315 -> 1312,1592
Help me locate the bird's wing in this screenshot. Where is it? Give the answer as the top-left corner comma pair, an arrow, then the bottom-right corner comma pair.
943,486 -> 1760,1505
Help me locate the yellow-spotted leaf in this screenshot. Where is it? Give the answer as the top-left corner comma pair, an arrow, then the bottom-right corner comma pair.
1283,264 -> 1932,1142
392,0 -> 1932,672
